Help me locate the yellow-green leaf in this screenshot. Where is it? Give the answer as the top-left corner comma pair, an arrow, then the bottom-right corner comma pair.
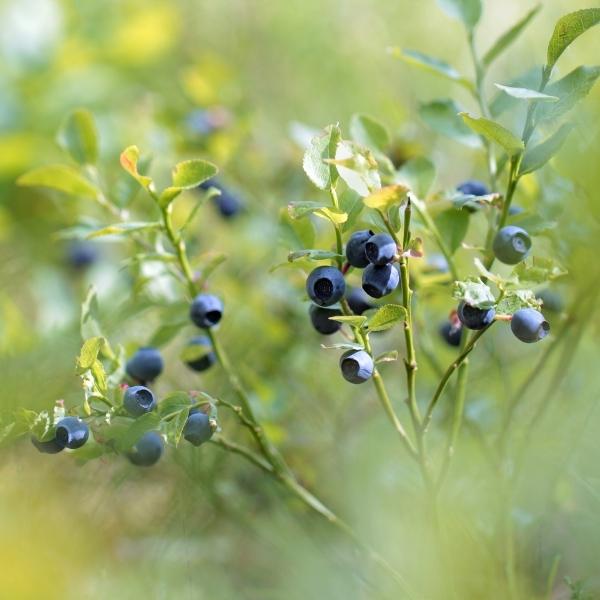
120,145 -> 153,189
17,164 -> 99,198
57,108 -> 99,165
363,184 -> 409,210
460,113 -> 524,157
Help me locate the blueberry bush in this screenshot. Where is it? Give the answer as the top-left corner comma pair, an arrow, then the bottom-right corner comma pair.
1,1 -> 599,598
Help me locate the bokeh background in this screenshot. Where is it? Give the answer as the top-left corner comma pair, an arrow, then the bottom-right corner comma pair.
1,0 -> 599,598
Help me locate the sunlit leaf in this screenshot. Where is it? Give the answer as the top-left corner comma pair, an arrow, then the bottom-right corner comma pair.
460,113 -> 524,157
302,124 -> 341,190
494,84 -> 558,102
57,108 -> 99,165
17,164 -> 99,198
366,304 -> 407,332
363,184 -> 409,210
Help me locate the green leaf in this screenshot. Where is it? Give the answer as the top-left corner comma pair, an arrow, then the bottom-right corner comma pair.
159,392 -> 192,418
163,409 -> 188,447
17,164 -> 99,198
30,411 -> 53,442
496,289 -> 542,314
91,359 -> 107,395
538,65 -> 600,122
330,140 -> 381,197
453,278 -> 496,308
460,113 -> 524,157
86,221 -> 162,239
508,213 -> 557,235
77,336 -> 106,370
434,209 -> 470,254
349,114 -> 390,153
494,84 -> 558,102
482,5 -> 541,67
288,201 -> 328,220
172,158 -> 218,189
395,157 -> 436,198
57,108 -> 99,165
314,207 -> 348,225
374,350 -> 399,364
288,249 -> 342,262
519,124 -> 574,175
513,257 -> 567,284
302,124 -> 341,190
390,48 -> 473,91
320,342 -> 364,351
108,413 -> 161,453
339,189 -> 364,233
363,184 -> 409,210
80,286 -> 102,340
546,9 -> 600,72
437,0 -> 481,30
148,320 -> 188,348
120,145 -> 153,190
366,304 -> 407,333
490,67 -> 542,117
279,208 -> 315,249
329,315 -> 368,327
419,99 -> 481,148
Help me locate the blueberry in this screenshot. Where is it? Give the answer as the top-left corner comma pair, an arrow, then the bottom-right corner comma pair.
346,287 -> 375,315
127,431 -> 164,467
536,289 -> 563,313
123,386 -> 157,417
309,305 -> 342,335
508,205 -> 524,216
345,230 -> 373,268
67,241 -> 98,270
190,294 -> 223,328
55,417 -> 89,450
362,264 -> 400,298
511,308 -> 550,343
339,349 -> 374,384
126,347 -> 164,383
184,336 -> 216,372
365,233 -> 397,265
457,301 -> 495,330
457,180 -> 489,196
306,266 -> 345,307
439,321 -> 463,347
31,436 -> 64,454
183,411 -> 214,446
199,178 -> 243,219
426,253 -> 449,273
492,226 -> 532,265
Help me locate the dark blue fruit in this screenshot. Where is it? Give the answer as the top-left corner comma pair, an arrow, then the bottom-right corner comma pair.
345,230 -> 373,268
306,266 -> 345,307
457,302 -> 495,330
511,308 -> 550,343
346,287 -> 375,315
126,347 -> 163,383
183,411 -> 214,446
492,226 -> 532,265
67,241 -> 98,270
190,294 -> 223,328
309,305 -> 342,335
31,436 -> 64,454
199,178 -> 243,219
362,264 -> 399,298
339,349 -> 374,384
123,386 -> 157,417
439,321 -> 463,347
127,431 -> 164,466
365,233 -> 397,265
457,180 -> 489,196
55,417 -> 89,450
185,336 -> 216,372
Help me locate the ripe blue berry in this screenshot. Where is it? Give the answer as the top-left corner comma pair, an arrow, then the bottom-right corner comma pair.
508,205 -> 524,216
190,294 -> 223,328
31,436 -> 64,454
199,178 -> 243,218
439,321 -> 463,347
365,233 -> 397,265
345,230 -> 373,268
339,349 -> 374,384
457,301 -> 495,330
67,241 -> 98,270
309,305 -> 342,335
346,287 -> 375,315
123,386 -> 157,417
457,180 -> 489,196
126,347 -> 163,383
511,308 -> 550,343
492,226 -> 532,265
127,431 -> 164,466
183,411 -> 214,446
306,266 -> 345,307
185,336 -> 216,372
55,417 -> 89,450
362,264 -> 399,298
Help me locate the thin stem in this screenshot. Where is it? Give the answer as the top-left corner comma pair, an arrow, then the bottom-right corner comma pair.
422,327 -> 490,434
209,436 -> 274,475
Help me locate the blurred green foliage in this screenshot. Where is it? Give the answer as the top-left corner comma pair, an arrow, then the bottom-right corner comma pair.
1,0 -> 599,598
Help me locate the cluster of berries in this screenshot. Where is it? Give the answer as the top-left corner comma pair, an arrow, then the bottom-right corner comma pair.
32,293 -> 225,466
